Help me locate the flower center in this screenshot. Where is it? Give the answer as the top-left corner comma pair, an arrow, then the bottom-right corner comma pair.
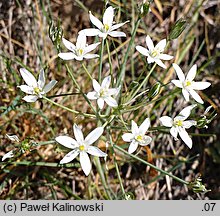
99,88 -> 108,98
34,87 -> 41,95
151,49 -> 159,57
77,48 -> 84,56
175,120 -> 183,127
135,134 -> 144,142
185,80 -> 191,87
104,24 -> 110,32
79,145 -> 85,151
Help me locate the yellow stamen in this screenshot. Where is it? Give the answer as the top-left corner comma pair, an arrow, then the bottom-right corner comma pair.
151,49 -> 159,57
185,80 -> 191,87
34,87 -> 41,94
104,24 -> 110,32
79,145 -> 85,151
135,134 -> 143,142
77,48 -> 84,56
175,120 -> 183,127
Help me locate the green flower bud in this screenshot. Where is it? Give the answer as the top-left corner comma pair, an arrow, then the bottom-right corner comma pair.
188,176 -> 211,193
168,18 -> 187,40
148,82 -> 161,99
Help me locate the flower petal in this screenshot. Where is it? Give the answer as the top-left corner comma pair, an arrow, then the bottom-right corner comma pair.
158,54 -> 173,60
92,79 -> 101,92
101,76 -> 111,88
186,64 -> 197,81
154,59 -> 166,69
43,80 -> 57,93
83,54 -> 99,59
73,124 -> 84,143
145,35 -> 154,51
136,45 -> 149,56
87,146 -> 107,157
178,127 -> 192,149
122,133 -> 134,142
87,91 -> 98,100
159,116 -> 173,127
60,149 -> 79,164
139,135 -> 152,146
2,150 -> 14,161
58,52 -> 76,60
97,98 -> 105,109
128,140 -> 138,154
55,135 -> 78,149
85,127 -> 104,145
79,28 -> 101,36
189,89 -> 204,104
38,69 -> 45,89
23,95 -> 38,102
131,120 -> 139,134
170,127 -> 178,140
177,104 -> 197,120
108,87 -> 120,96
84,42 -> 100,54
139,118 -> 150,134
104,96 -> 118,107
89,11 -> 103,30
182,120 -> 197,129
172,63 -> 185,82
80,151 -> 91,176
103,6 -> 114,26
155,39 -> 166,52
20,68 -> 37,87
18,85 -> 34,94
191,81 -> 211,90
76,33 -> 87,49
108,31 -> 126,37
111,21 -> 129,31
182,88 -> 190,101
171,80 -> 183,88
62,38 -> 76,51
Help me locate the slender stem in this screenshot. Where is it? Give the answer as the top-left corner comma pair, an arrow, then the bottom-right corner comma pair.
106,39 -> 113,80
42,95 -> 95,118
98,39 -> 105,83
82,63 -> 93,80
114,145 -> 189,185
48,92 -> 80,98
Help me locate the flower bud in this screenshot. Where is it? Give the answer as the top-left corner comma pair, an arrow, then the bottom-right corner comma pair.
168,18 -> 187,40
148,82 -> 161,99
188,176 -> 211,193
139,0 -> 150,17
49,20 -> 63,51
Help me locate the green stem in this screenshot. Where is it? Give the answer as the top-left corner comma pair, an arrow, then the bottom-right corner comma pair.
82,63 -> 93,80
114,145 -> 189,185
98,39 -> 105,83
106,39 -> 113,80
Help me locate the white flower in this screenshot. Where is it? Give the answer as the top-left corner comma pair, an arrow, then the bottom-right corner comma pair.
58,34 -> 100,61
171,63 -> 211,104
6,134 -> 20,142
2,150 -> 14,161
122,118 -> 152,154
18,68 -> 57,102
136,35 -> 173,69
79,6 -> 129,39
159,105 -> 197,148
55,124 -> 107,176
87,76 -> 120,109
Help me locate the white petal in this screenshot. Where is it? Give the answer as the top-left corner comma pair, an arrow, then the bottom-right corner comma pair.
159,116 -> 173,127
58,52 -> 76,60
104,96 -> 118,107
186,64 -> 197,81
101,76 -> 111,88
131,120 -> 139,134
84,42 -> 100,54
171,80 -> 183,88
97,98 -> 105,109
38,69 -> 45,89
76,33 -> 87,49
87,146 -> 107,157
154,59 -> 166,69
2,150 -> 14,161
73,124 -> 84,143
147,56 -> 155,64
128,141 -> 138,154
103,6 -> 114,26
145,35 -> 154,51
87,91 -> 98,100
62,38 -> 76,51
136,45 -> 149,57
108,31 -> 126,37
122,133 -> 134,142
139,135 -> 152,146
139,118 -> 150,134
23,95 -> 38,102
92,79 -> 101,92
74,55 -> 84,61
178,127 -> 192,149
189,89 -> 204,104
182,88 -> 190,101
155,39 -> 166,52
89,11 -> 103,30
60,149 -> 79,164
98,32 -> 108,38
20,68 -> 37,87
177,104 -> 197,120
55,136 -> 78,149
158,54 -> 173,60
79,28 -> 101,37
18,85 -> 34,94
85,127 -> 103,145
108,87 -> 120,96
83,54 -> 99,59
111,21 -> 129,31
6,134 -> 20,142
80,151 -> 91,176
182,120 -> 197,129
172,63 -> 185,82
191,81 -> 211,90
170,127 -> 178,140
43,80 -> 57,93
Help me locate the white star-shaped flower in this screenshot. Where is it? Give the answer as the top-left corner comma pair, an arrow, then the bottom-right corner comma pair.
122,118 -> 152,154
79,6 -> 129,39
18,68 -> 57,102
159,105 -> 197,148
55,124 -> 107,176
87,76 -> 120,109
2,150 -> 14,161
136,35 -> 173,69
58,34 -> 100,61
171,63 -> 211,104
